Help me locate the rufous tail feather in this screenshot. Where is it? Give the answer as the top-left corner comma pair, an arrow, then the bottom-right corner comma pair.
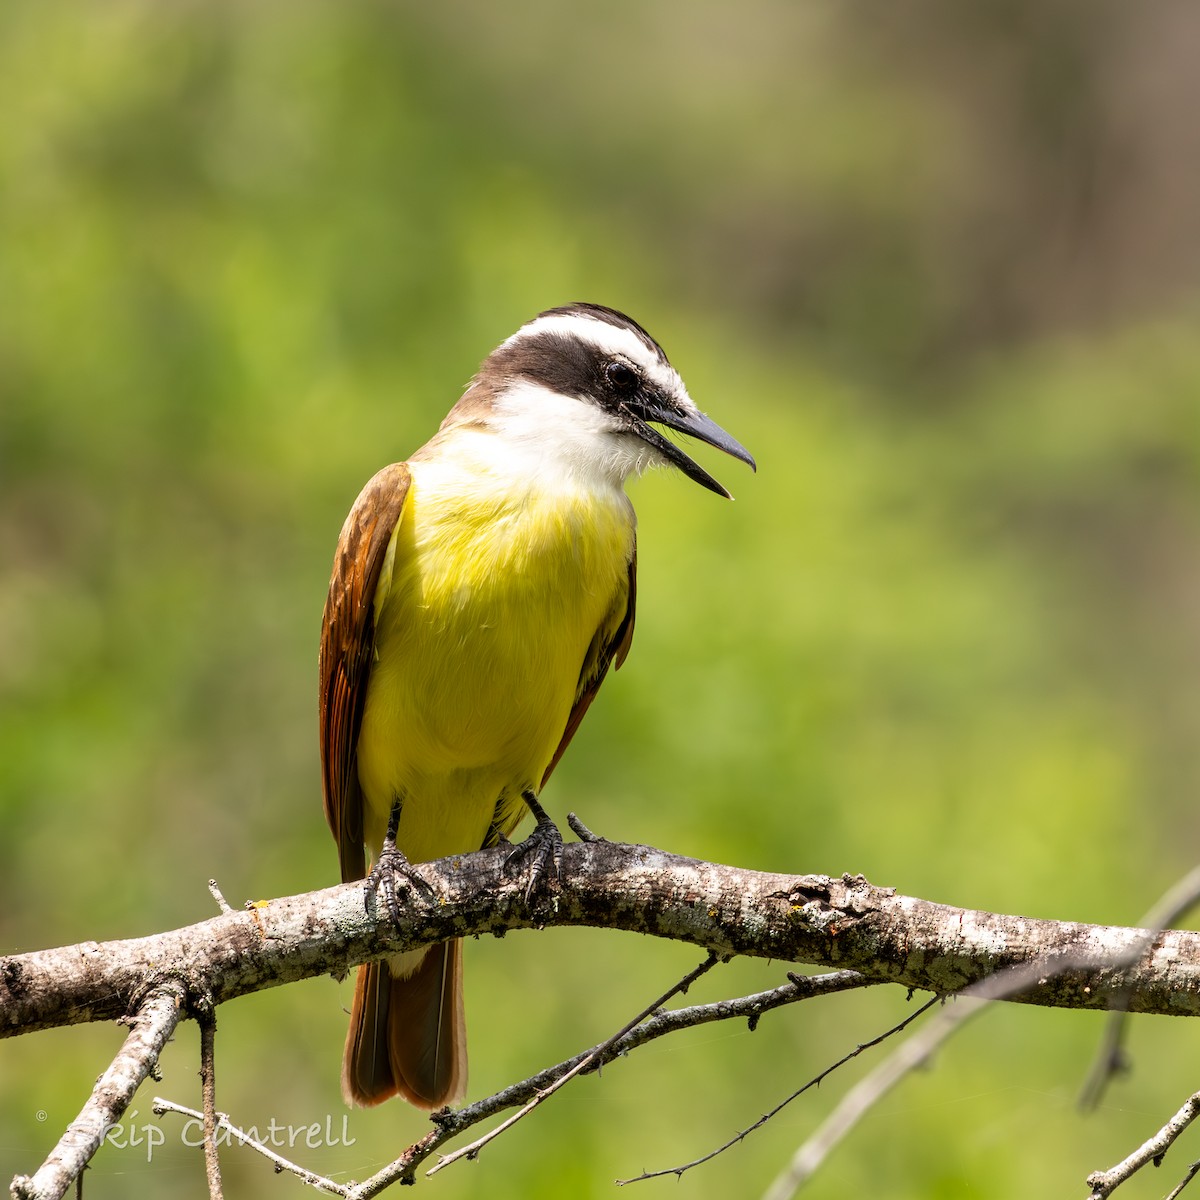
341,940 -> 466,1109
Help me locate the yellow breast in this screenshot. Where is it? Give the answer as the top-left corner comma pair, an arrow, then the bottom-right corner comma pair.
355,449 -> 634,862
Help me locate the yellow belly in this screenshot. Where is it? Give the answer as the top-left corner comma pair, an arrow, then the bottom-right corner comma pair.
355,458 -> 634,865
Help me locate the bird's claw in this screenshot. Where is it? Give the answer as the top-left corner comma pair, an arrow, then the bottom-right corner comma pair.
507,792 -> 564,905
364,800 -> 432,925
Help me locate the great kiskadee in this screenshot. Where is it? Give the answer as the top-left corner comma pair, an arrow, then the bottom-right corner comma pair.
318,302 -> 754,1110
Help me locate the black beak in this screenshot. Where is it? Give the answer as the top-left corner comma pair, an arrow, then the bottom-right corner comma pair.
624,398 -> 756,498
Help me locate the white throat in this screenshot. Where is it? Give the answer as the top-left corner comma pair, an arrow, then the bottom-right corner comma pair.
480,380 -> 663,493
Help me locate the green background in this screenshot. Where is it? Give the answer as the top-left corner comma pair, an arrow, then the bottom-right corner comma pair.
4,2 -> 1200,1196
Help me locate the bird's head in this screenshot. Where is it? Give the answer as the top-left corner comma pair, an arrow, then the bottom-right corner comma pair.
449,302 -> 755,497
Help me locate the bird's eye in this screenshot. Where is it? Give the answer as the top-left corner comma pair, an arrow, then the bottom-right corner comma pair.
605,361 -> 638,391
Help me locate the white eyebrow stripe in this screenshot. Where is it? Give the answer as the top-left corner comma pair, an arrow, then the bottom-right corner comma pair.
503,313 -> 692,407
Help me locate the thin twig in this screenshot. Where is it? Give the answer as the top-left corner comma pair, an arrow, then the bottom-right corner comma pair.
156,970 -> 868,1198
11,981 -> 187,1200
763,951 -> 1100,1200
426,952 -> 725,1176
621,970 -> 876,1045
197,1005 -> 223,1199
1079,864 -> 1200,1111
154,1100 -> 349,1196
566,811 -> 604,842
1086,1090 -> 1200,1199
1165,1161 -> 1200,1200
618,989 -> 938,1184
207,879 -> 233,914
366,970 -> 873,1195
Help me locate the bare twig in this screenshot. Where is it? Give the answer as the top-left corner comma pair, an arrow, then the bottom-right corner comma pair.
11,981 -> 186,1200
427,952 -> 726,1175
1165,1160 -> 1200,1200
566,811 -> 604,842
1086,1090 -> 1200,1199
1080,864 -> 1200,1111
763,952 -> 1099,1200
207,879 -> 233,915
197,1004 -> 223,1199
154,1099 -> 349,1197
619,989 -> 939,1185
617,969 -> 877,1046
167,970 -> 870,1196
363,970 -> 874,1191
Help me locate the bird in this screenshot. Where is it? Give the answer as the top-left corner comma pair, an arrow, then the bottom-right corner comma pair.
318,302 -> 754,1110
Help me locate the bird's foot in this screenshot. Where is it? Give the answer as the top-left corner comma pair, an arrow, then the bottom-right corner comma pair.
506,791 -> 565,905
364,800 -> 432,925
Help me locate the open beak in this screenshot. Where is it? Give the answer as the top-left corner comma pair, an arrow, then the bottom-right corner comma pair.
624,398 -> 756,498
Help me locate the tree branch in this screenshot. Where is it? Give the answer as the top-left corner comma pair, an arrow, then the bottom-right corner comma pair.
9,980 -> 186,1200
619,987 -> 938,1185
5,842 -> 1200,1043
197,1003 -> 223,1200
153,1098 -> 348,1196
1079,864 -> 1200,1111
1087,1089 -> 1200,1199
154,967 -> 876,1196
9,840 -> 1200,1197
764,953 -> 1100,1200
426,951 -> 724,1176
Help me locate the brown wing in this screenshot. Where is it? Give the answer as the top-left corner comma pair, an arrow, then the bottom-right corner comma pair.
319,463 -> 411,883
540,540 -> 637,789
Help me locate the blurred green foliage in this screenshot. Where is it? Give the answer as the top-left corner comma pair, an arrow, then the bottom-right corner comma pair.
4,2 -> 1200,1197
